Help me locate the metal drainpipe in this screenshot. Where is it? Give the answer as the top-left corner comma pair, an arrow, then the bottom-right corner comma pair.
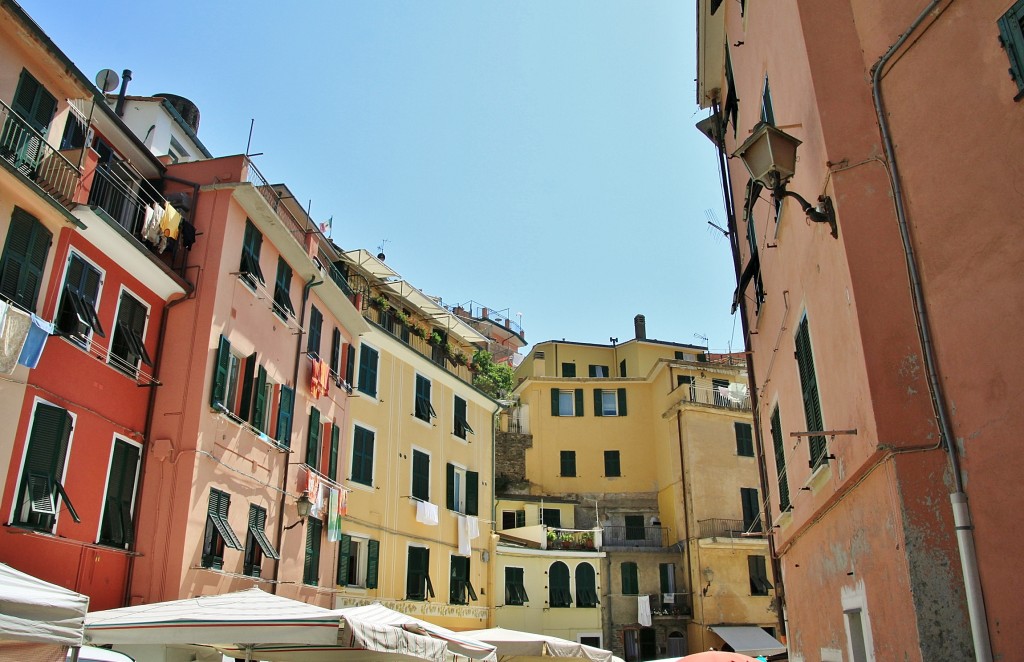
123,285 -> 192,607
674,411 -> 695,624
270,275 -> 322,594
869,3 -> 990,659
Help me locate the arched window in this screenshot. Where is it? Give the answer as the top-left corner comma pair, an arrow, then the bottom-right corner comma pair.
575,562 -> 598,607
668,631 -> 686,657
549,561 -> 572,607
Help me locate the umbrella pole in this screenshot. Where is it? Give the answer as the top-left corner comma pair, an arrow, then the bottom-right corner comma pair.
246,644 -> 252,662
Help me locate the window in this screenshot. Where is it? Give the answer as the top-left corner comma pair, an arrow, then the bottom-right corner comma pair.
502,510 -> 526,529
109,290 -> 152,376
723,47 -> 738,138
619,359 -> 626,377
999,0 -> 1024,98
541,508 -> 561,528
327,422 -> 340,481
406,546 -> 434,600
453,395 -> 473,439
845,609 -> 870,662
330,328 -> 341,379
551,388 -> 583,417
580,636 -> 602,648
357,345 -> 378,397
770,406 -> 791,511
677,375 -> 696,401
13,402 -> 79,532
202,489 -> 243,569
576,563 -> 598,608
446,463 -> 478,515
505,567 -> 528,605
211,335 -> 253,417
795,316 -> 827,469
412,449 -> 430,501
737,179 -> 766,315
56,252 -> 104,342
450,555 -> 477,604
748,555 -> 773,596
621,561 -> 639,595
593,388 -> 627,417
306,407 -> 321,469
337,535 -> 379,588
560,450 -> 576,477
741,487 -> 763,534
561,362 -> 576,377
4,69 -> 56,172
660,563 -> 676,595
244,504 -> 279,577
307,305 -> 322,357
624,630 -> 640,662
239,219 -> 264,287
344,341 -> 356,385
761,74 -> 775,125
549,561 -> 572,607
414,374 -> 436,422
99,438 -> 141,548
588,364 -> 608,377
276,385 -> 294,447
625,514 -> 645,541
0,207 -> 51,312
254,373 -> 274,435
303,517 -> 323,585
272,258 -> 295,319
604,450 -> 621,477
735,422 -> 754,457
639,628 -> 658,661
351,425 -> 375,486
712,378 -> 730,407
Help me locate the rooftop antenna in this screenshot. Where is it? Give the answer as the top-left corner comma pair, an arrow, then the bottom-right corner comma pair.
705,209 -> 729,237
694,333 -> 708,348
377,239 -> 389,261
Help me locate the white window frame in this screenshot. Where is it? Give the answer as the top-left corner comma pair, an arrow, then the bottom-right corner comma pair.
96,434 -> 142,546
451,463 -> 467,514
557,390 -> 575,416
342,533 -> 371,588
107,284 -> 151,377
57,249 -> 105,349
600,390 -> 619,416
9,397 -> 77,532
578,633 -> 603,649
841,581 -> 875,662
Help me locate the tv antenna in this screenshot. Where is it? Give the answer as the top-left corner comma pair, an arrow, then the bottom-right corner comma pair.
694,333 -> 709,347
705,209 -> 728,237
377,239 -> 389,261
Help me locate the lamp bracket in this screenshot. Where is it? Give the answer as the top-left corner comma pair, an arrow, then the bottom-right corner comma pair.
773,187 -> 838,238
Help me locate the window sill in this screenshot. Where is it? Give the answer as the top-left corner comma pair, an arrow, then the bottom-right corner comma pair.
802,462 -> 832,494
772,508 -> 793,530
212,406 -> 290,453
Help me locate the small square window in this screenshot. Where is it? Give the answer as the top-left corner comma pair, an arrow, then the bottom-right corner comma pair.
560,450 -> 576,477
604,450 -> 621,477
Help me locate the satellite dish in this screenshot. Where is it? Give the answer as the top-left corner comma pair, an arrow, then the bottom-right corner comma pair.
95,69 -> 119,93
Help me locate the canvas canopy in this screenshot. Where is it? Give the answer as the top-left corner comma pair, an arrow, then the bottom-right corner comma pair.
460,627 -> 615,662
0,562 -> 89,648
708,626 -> 785,657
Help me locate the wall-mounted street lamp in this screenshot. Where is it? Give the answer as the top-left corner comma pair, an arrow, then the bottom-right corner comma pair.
733,123 -> 838,238
283,491 -> 313,530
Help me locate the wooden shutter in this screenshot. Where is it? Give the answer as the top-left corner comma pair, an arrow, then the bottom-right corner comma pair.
330,328 -> 341,375
412,450 -> 430,501
621,562 -> 638,595
446,463 -> 456,511
211,336 -> 231,409
307,306 -> 322,356
516,510 -> 526,527
252,366 -> 268,430
562,362 -> 575,377
741,487 -> 761,533
238,353 -> 256,420
304,518 -> 322,585
0,208 -> 51,312
795,317 -> 826,467
336,534 -> 351,585
366,539 -> 380,589
593,389 -> 603,417
276,386 -> 294,447
100,440 -> 140,547
344,344 -> 355,384
466,471 -> 478,516
328,423 -> 340,481
617,388 -> 627,416
735,422 -> 753,456
306,408 -> 321,468
550,388 -> 559,416
358,345 -> 377,396
574,389 -> 584,417
560,451 -> 575,477
660,563 -> 672,594
770,407 -> 791,511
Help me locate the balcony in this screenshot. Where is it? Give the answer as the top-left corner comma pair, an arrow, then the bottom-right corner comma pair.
602,525 -> 668,548
545,528 -> 601,551
613,593 -> 693,621
0,98 -> 80,207
86,158 -> 166,236
697,518 -> 765,540
675,383 -> 751,412
363,304 -> 473,382
500,406 -> 530,434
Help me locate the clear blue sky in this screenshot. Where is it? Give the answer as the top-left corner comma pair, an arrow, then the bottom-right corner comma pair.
20,0 -> 739,354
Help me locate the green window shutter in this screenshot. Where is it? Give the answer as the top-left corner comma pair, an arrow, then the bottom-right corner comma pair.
770,406 -> 791,511
18,403 -> 74,529
576,563 -> 597,607
621,562 -> 638,595
276,385 -> 294,447
239,352 -> 257,421
549,562 -> 571,607
304,518 -> 322,585
0,208 -> 52,312
550,388 -> 559,416
516,510 -> 526,527
795,317 -> 826,468
100,440 -> 140,547
357,345 -> 378,397
328,423 -> 340,481
619,359 -> 626,377
307,306 -> 322,357
466,471 -> 479,516
273,258 -> 295,318
741,487 -> 762,533
660,563 -> 672,594
306,408 -> 321,468
412,450 -> 430,501
345,343 -> 356,384
13,69 -> 57,132
366,539 -> 380,589
998,3 -> 1024,93
562,363 -> 576,377
211,336 -> 231,409
330,328 -> 341,375
446,463 -> 456,511
574,389 -> 584,417
617,388 -> 627,416
336,534 -> 351,585
735,422 -> 753,457
593,389 -> 603,417
560,451 -> 575,477
605,450 -> 621,477
351,426 -> 374,486
407,546 -> 431,599
252,366 -> 268,430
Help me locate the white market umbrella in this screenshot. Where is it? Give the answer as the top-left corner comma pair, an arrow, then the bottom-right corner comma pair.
0,563 -> 89,649
460,627 -> 615,662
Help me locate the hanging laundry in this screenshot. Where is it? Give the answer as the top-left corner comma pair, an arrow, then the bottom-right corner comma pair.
0,300 -> 9,337
17,314 -> 54,369
144,202 -> 164,245
638,594 -> 653,627
466,514 -> 480,540
327,488 -> 342,542
318,359 -> 330,398
161,202 -> 182,240
0,305 -> 32,374
339,488 -> 348,516
310,360 -> 322,399
180,221 -> 197,249
458,514 -> 472,555
415,500 -> 439,526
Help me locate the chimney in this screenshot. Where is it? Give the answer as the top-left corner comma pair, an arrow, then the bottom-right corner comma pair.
634,314 -> 646,340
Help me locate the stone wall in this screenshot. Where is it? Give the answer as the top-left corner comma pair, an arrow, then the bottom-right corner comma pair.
495,431 -> 532,494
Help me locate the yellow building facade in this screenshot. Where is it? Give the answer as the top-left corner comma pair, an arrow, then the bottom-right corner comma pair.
498,318 -> 781,658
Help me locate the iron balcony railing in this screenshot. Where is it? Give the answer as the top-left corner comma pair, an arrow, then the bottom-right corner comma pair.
675,383 -> 751,412
602,525 -> 668,548
652,592 -> 693,617
246,158 -> 309,239
697,517 -> 765,539
87,158 -> 166,235
363,304 -> 473,382
0,98 -> 80,207
500,408 -> 530,434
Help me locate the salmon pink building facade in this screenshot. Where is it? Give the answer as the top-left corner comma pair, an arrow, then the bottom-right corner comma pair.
697,1 -> 1023,660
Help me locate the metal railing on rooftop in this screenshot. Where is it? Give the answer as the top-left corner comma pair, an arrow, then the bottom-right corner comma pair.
363,304 -> 473,382
602,525 -> 668,548
87,159 -> 166,235
0,99 -> 80,207
675,383 -> 751,412
246,158 -> 309,239
697,517 -> 764,539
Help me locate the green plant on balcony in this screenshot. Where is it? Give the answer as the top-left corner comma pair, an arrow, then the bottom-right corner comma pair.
371,294 -> 391,311
429,331 -> 443,346
395,310 -> 410,326
452,349 -> 468,366
410,323 -> 428,339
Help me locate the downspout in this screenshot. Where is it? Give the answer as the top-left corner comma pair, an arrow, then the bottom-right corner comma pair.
270,275 -> 322,594
709,98 -> 786,637
869,3 -> 990,659
123,286 -> 192,607
674,411 -> 695,624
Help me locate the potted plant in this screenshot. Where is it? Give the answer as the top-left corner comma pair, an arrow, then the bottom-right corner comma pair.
429,331 -> 442,346
410,324 -> 427,339
371,294 -> 391,311
395,310 -> 410,326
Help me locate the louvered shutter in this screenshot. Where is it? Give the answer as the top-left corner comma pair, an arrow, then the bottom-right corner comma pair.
0,208 -> 51,311
466,471 -> 478,516
276,386 -> 294,447
550,388 -> 559,416
446,463 -> 456,511
412,450 -> 429,501
330,328 -> 341,375
617,388 -> 627,416
366,539 -> 380,589
252,366 -> 268,430
328,423 -> 340,481
574,389 -> 584,417
304,518 -> 321,585
770,407 -> 791,511
211,336 -> 231,409
593,389 -> 603,417
239,352 -> 257,420
336,534 -> 351,585
23,404 -> 73,520
795,317 -> 826,467
306,408 -> 321,468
